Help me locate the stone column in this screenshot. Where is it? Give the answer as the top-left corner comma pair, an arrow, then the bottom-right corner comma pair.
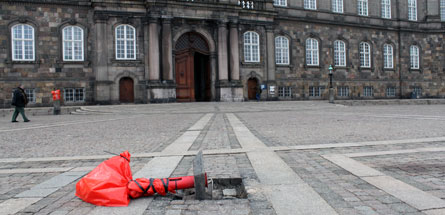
94,14 -> 108,81
143,19 -> 150,80
161,18 -> 173,81
229,22 -> 240,81
93,13 -> 111,104
210,53 -> 217,100
266,26 -> 275,81
149,18 -> 160,81
218,21 -> 229,81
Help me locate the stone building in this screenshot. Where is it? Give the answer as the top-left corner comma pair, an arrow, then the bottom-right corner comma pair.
1,0 -> 445,107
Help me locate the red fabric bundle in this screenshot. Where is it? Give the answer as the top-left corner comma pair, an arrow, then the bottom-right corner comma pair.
75,151 -> 133,207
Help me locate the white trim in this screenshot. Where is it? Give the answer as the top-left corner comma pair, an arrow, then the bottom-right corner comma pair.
408,0 -> 417,21
383,44 -> 394,69
11,24 -> 35,61
381,0 -> 391,19
358,0 -> 368,16
62,26 -> 84,61
332,0 -> 343,13
410,45 -> 419,69
275,36 -> 289,65
334,40 -> 346,67
306,38 -> 319,66
304,0 -> 316,10
244,31 -> 260,62
359,42 -> 371,68
273,0 -> 287,7
115,24 -> 136,60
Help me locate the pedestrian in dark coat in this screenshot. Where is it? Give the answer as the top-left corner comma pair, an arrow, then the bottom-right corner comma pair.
11,84 -> 30,122
256,85 -> 262,101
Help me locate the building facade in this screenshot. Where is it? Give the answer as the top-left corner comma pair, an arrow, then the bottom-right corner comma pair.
1,0 -> 445,107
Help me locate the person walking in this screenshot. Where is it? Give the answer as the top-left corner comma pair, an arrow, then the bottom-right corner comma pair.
256,85 -> 262,101
11,84 -> 30,122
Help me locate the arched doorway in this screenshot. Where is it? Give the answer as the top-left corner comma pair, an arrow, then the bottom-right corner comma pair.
119,77 -> 134,103
247,78 -> 258,100
175,32 -> 211,102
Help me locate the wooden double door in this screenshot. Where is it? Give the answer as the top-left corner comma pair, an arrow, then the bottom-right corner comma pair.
175,50 -> 211,102
119,77 -> 134,103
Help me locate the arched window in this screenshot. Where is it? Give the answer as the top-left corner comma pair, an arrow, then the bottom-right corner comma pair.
358,0 -> 368,16
62,26 -> 84,61
306,38 -> 319,66
304,0 -> 316,10
115,25 -> 136,60
410,45 -> 419,69
383,44 -> 393,69
332,0 -> 343,13
359,42 -> 371,68
12,24 -> 35,61
381,0 -> 391,19
244,31 -> 260,62
334,40 -> 346,66
275,36 -> 289,65
408,0 -> 417,21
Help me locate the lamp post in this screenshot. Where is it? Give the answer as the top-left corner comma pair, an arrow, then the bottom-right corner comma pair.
328,65 -> 334,103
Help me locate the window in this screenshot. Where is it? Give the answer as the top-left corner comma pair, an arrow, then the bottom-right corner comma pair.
381,0 -> 391,19
363,86 -> 374,97
386,87 -> 396,97
11,24 -> 35,61
244,32 -> 260,62
64,88 -> 85,102
332,0 -> 343,13
337,86 -> 349,97
25,89 -> 36,103
413,87 -> 422,96
334,40 -> 346,67
408,0 -> 417,21
410,45 -> 419,69
63,26 -> 84,61
383,44 -> 393,69
278,86 -> 292,97
309,86 -> 324,97
304,0 -> 316,10
275,36 -> 289,65
115,25 -> 136,60
358,0 -> 368,16
306,38 -> 319,66
274,0 -> 286,6
360,42 -> 371,68
441,0 -> 445,21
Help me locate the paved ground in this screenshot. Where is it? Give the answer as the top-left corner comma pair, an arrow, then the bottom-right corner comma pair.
1,101 -> 445,214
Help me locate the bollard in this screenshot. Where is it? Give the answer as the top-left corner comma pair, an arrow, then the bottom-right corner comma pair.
193,150 -> 207,200
51,89 -> 61,115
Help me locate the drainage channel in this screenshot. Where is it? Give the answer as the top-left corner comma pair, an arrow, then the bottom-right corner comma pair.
175,177 -> 247,200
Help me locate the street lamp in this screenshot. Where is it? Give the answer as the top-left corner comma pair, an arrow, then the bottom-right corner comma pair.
328,65 -> 334,103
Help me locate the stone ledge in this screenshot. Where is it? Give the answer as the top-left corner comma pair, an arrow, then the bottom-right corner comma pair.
335,99 -> 445,106
0,106 -> 81,117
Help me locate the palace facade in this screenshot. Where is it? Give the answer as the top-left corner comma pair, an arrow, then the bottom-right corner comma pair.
1,0 -> 445,107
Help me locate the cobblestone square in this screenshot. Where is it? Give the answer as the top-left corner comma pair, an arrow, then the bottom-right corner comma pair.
2,101 -> 445,214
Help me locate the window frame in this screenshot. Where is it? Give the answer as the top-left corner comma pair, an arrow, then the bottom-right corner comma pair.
386,87 -> 396,97
381,0 -> 391,19
273,0 -> 287,7
304,0 -> 317,10
334,40 -> 346,67
358,0 -> 368,16
309,86 -> 324,97
244,31 -> 260,63
275,36 -> 289,65
115,24 -> 136,60
359,42 -> 371,68
278,86 -> 292,97
408,0 -> 417,21
62,26 -> 84,62
64,88 -> 85,102
306,38 -> 319,66
337,86 -> 349,97
410,45 -> 420,69
383,44 -> 394,69
363,86 -> 374,97
25,88 -> 36,103
11,24 -> 35,61
332,0 -> 344,13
